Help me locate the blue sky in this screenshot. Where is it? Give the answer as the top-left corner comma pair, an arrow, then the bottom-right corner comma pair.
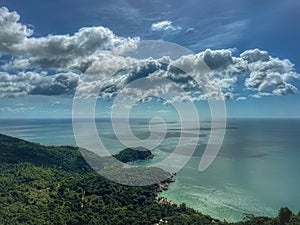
0,0 -> 300,118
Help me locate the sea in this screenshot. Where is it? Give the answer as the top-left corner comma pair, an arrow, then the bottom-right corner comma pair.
1,118 -> 300,222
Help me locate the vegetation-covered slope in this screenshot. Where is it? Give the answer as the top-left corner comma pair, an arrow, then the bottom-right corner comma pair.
0,133 -> 91,173
0,133 -> 299,225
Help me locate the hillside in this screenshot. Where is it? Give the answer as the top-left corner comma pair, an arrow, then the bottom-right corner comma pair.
0,133 -> 91,173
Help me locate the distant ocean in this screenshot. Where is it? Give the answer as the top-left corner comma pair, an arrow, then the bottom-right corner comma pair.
1,118 -> 300,222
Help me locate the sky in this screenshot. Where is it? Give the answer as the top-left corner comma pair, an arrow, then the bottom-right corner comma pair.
0,0 -> 300,119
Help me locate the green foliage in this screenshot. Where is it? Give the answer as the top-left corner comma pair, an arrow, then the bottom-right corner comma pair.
278,207 -> 293,225
0,133 -> 91,173
113,147 -> 154,163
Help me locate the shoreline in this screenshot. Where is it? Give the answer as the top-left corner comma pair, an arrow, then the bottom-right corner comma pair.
156,173 -> 177,205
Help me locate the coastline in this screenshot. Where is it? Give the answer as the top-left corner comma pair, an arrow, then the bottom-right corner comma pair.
156,173 -> 177,205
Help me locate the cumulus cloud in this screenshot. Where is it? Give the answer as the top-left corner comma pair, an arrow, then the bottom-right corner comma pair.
1,48 -> 299,101
75,52 -> 239,101
0,71 -> 79,97
0,7 -> 33,52
242,49 -> 299,96
0,7 -> 139,71
151,20 -> 182,32
169,48 -> 299,99
240,49 -> 270,63
198,49 -> 247,76
3,27 -> 139,71
0,7 -> 299,101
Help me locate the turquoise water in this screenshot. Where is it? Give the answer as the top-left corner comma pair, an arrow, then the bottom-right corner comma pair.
1,118 -> 300,222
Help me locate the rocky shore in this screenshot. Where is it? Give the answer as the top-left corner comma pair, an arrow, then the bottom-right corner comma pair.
157,173 -> 176,192
156,173 -> 177,205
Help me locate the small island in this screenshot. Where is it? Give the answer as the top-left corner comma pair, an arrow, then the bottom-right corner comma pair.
113,147 -> 154,163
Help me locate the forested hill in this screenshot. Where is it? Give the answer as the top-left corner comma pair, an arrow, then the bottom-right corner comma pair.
0,133 -> 91,173
0,133 -> 299,225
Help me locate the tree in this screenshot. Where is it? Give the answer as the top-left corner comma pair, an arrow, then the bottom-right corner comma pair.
278,207 -> 293,225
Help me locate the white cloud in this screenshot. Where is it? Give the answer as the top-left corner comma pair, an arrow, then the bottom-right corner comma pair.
243,49 -> 299,96
2,26 -> 139,71
158,110 -> 170,114
0,7 -> 33,52
75,51 -> 238,102
250,92 -> 272,99
2,48 -> 298,101
0,71 -> 79,97
0,7 -> 299,101
151,20 -> 182,32
240,49 -> 270,63
0,7 -> 139,71
197,49 -> 247,76
1,47 -> 298,101
236,97 -> 246,101
0,106 -> 35,113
